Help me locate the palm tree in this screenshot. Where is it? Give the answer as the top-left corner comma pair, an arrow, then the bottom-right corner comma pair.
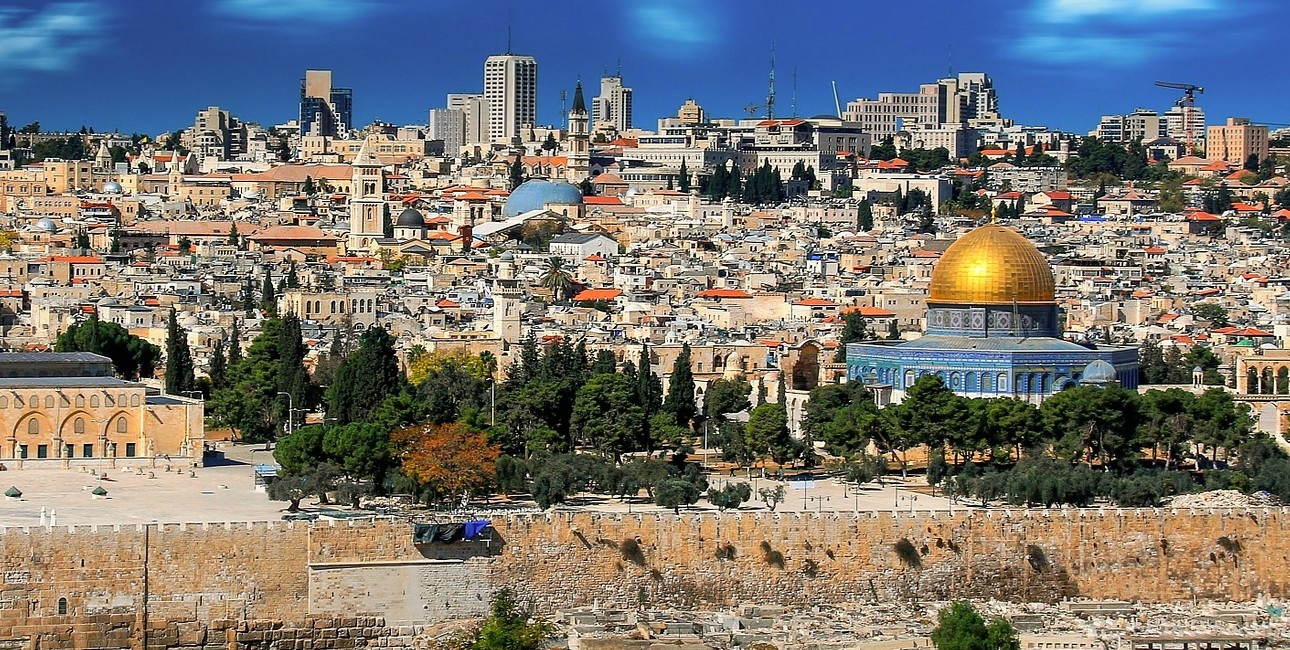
539,257 -> 574,303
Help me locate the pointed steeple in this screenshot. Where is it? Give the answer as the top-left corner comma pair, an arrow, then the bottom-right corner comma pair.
352,137 -> 379,167
571,80 -> 586,115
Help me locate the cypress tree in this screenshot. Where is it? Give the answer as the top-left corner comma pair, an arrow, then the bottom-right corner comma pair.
286,261 -> 299,289
678,159 -> 691,192
636,344 -> 662,415
163,308 -> 195,395
726,165 -> 742,200
707,166 -> 727,200
663,343 -> 697,429
228,318 -> 243,366
509,157 -> 525,190
242,277 -> 256,316
776,372 -> 786,406
325,325 -> 404,425
858,199 -> 874,231
276,313 -> 312,414
209,338 -> 227,390
261,269 -> 277,317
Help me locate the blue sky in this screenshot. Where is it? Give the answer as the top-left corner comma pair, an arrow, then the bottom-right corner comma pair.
1,0 -> 1286,136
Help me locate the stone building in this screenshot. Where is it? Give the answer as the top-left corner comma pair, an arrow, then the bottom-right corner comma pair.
0,352 -> 204,466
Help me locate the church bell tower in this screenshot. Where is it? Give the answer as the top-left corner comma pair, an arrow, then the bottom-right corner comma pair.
348,138 -> 386,251
566,80 -> 590,183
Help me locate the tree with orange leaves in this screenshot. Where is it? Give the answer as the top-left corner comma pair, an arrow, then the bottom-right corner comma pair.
392,421 -> 500,503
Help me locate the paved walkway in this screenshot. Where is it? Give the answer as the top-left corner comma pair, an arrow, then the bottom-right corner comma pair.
0,444 -> 960,527
0,454 -> 286,528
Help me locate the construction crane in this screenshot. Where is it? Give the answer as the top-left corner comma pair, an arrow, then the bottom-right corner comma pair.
1155,81 -> 1204,152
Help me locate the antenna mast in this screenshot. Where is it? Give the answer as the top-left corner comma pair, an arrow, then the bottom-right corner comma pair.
831,81 -> 842,119
766,44 -> 776,120
560,89 -> 568,124
505,9 -> 513,54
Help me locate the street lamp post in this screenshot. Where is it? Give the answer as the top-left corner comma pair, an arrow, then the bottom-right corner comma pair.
275,392 -> 293,451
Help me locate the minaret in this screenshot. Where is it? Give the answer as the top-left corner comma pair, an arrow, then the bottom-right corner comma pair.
348,138 -> 386,251
566,80 -> 590,183
492,252 -> 522,344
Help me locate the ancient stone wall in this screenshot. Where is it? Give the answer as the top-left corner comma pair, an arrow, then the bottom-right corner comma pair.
0,509 -> 1284,648
490,508 -> 1290,612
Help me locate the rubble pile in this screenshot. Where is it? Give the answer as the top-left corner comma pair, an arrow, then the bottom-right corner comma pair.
1167,490 -> 1282,508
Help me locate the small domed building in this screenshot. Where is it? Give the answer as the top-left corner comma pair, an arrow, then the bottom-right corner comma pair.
393,206 -> 426,240
503,178 -> 584,219
846,224 -> 1138,404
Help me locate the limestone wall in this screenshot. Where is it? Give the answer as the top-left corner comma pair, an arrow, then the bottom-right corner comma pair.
0,509 -> 1284,648
491,508 -> 1289,611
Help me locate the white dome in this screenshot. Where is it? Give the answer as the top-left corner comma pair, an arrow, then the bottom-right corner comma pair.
102,181 -> 123,194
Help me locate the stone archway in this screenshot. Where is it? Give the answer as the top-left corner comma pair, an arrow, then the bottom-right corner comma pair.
790,342 -> 820,391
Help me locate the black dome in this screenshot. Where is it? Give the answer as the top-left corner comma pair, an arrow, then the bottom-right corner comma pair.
395,207 -> 425,227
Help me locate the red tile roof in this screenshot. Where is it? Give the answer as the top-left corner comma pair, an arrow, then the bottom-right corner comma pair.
45,256 -> 103,264
841,305 -> 896,317
697,288 -> 752,299
573,288 -> 623,301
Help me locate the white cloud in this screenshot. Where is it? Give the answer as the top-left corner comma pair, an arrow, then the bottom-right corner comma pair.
0,3 -> 105,76
1010,0 -> 1235,65
1013,34 -> 1160,66
213,0 -> 382,24
1034,0 -> 1220,23
625,0 -> 724,60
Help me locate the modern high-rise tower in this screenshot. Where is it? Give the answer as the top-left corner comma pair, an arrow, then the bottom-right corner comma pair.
592,74 -> 633,134
483,54 -> 537,143
300,70 -> 353,137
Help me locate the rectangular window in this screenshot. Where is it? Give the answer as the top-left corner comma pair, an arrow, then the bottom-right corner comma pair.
125,443 -> 136,458
19,445 -> 27,459
65,444 -> 74,459
36,445 -> 47,459
82,444 -> 93,458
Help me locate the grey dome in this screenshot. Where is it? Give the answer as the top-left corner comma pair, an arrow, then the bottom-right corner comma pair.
102,181 -> 123,194
395,207 -> 425,228
1081,359 -> 1117,384
503,178 -> 583,218
35,218 -> 57,232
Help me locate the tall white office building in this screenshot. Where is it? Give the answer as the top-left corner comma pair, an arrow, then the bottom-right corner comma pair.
593,74 -> 633,134
483,54 -> 537,144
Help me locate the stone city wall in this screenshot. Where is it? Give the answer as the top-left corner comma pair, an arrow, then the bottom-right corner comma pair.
0,508 -> 1284,648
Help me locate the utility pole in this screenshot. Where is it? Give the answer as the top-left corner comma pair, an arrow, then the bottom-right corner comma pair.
276,391 -> 293,451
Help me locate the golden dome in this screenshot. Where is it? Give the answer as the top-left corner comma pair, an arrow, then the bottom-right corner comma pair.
927,224 -> 1055,305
